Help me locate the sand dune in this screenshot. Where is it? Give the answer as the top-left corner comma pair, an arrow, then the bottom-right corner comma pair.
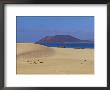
16,43 -> 94,74
17,43 -> 55,58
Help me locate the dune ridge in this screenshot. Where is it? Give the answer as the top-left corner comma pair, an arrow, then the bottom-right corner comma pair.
17,43 -> 55,59
17,43 -> 94,74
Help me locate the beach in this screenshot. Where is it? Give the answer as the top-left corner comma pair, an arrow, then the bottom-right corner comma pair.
16,43 -> 94,74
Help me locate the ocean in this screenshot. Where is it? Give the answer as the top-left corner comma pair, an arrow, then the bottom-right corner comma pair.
39,43 -> 94,48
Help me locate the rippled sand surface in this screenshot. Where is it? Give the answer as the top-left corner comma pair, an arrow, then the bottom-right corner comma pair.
17,43 -> 94,74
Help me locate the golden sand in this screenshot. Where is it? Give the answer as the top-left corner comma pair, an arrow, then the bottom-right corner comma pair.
16,43 -> 94,74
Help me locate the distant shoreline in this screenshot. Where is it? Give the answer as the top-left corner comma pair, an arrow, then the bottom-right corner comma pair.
36,43 -> 94,48
16,43 -> 94,49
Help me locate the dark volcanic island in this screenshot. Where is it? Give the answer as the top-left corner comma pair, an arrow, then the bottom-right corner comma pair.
36,35 -> 92,43
35,35 -> 93,48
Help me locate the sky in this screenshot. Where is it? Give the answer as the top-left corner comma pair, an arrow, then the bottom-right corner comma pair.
16,16 -> 94,43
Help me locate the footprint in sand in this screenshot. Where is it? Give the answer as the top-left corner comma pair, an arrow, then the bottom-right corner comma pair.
28,59 -> 44,64
39,62 -> 43,63
84,60 -> 87,62
80,59 -> 87,64
37,60 -> 44,64
81,62 -> 83,64
33,61 -> 37,64
27,60 -> 32,62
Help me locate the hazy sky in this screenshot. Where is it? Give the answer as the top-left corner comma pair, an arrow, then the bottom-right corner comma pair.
16,16 -> 94,43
